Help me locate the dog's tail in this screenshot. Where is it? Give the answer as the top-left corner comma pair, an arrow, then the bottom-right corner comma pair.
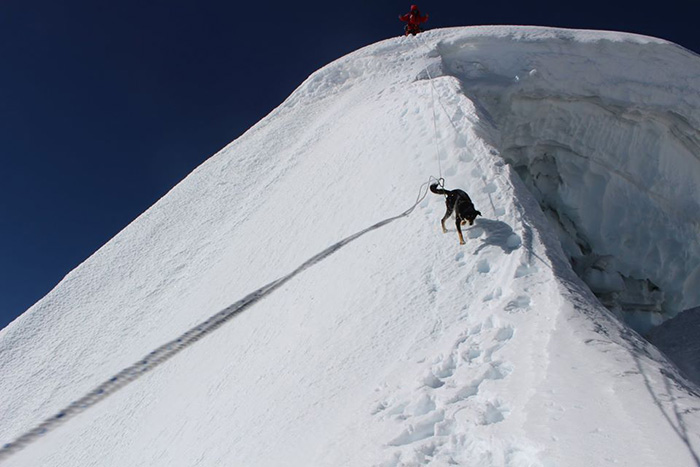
430,183 -> 448,195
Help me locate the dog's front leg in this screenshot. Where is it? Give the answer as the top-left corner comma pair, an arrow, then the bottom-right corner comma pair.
456,218 -> 466,245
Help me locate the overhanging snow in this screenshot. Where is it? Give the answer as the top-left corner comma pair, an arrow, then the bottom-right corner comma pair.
434,31 -> 700,332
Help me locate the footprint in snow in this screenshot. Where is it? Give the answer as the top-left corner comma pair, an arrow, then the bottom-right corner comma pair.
494,326 -> 514,342
514,263 -> 536,278
505,295 -> 531,312
476,259 -> 490,273
462,346 -> 482,363
506,233 -> 522,249
483,182 -> 497,194
376,326 -> 518,466
422,371 -> 445,389
387,410 -> 445,446
444,165 -> 457,177
482,286 -> 502,302
480,400 -> 509,425
459,150 -> 474,162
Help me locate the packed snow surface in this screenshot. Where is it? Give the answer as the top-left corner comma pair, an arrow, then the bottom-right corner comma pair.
2,26 -> 700,466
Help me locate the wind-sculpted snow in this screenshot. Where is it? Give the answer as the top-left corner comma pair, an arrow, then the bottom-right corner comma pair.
1,26 -> 699,467
432,30 -> 700,332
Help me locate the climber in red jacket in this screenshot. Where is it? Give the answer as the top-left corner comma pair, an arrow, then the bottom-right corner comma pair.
399,5 -> 429,36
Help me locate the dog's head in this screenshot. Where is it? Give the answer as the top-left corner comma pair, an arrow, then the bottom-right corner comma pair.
465,210 -> 482,225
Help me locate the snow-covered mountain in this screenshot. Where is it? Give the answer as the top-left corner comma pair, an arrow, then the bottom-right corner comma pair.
2,26 -> 700,466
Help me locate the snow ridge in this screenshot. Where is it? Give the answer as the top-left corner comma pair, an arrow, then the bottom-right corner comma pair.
431,31 -> 700,332
1,26 -> 700,467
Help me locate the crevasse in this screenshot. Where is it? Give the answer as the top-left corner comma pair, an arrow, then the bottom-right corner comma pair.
434,33 -> 700,333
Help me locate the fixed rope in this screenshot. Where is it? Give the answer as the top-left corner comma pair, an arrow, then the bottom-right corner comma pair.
428,69 -> 444,183
419,32 -> 446,186
0,178 -> 434,463
416,32 -> 498,215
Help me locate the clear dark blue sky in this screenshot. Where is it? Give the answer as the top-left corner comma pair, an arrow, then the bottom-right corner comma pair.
1,0 -> 698,330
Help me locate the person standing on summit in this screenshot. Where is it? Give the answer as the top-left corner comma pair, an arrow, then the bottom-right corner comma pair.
399,5 -> 429,36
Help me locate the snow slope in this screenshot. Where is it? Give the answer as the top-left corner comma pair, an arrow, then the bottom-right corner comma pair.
1,26 -> 700,466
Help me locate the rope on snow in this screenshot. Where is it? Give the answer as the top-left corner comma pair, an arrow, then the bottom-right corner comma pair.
0,178 -> 434,463
416,32 -> 498,215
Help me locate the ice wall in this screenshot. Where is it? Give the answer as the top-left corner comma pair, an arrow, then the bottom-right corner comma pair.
435,29 -> 700,332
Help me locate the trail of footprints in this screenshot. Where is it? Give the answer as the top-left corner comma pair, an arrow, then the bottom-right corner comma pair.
373,316 -> 515,465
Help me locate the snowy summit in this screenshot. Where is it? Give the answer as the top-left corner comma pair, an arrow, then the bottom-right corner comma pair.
1,26 -> 700,466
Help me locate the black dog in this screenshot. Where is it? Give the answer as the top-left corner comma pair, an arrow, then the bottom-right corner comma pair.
430,183 -> 482,245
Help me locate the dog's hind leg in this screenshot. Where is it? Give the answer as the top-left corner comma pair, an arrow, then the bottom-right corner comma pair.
440,200 -> 455,233
440,210 -> 451,233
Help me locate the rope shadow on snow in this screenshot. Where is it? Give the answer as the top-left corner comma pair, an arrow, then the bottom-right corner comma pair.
627,333 -> 700,467
635,357 -> 700,466
0,189 -> 429,462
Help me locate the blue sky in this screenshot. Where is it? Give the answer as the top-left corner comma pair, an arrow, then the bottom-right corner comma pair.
1,0 -> 698,330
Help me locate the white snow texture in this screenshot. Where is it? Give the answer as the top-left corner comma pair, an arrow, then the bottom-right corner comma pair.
1,26 -> 700,467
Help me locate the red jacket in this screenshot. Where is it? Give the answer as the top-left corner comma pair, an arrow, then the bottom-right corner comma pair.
399,10 -> 428,26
